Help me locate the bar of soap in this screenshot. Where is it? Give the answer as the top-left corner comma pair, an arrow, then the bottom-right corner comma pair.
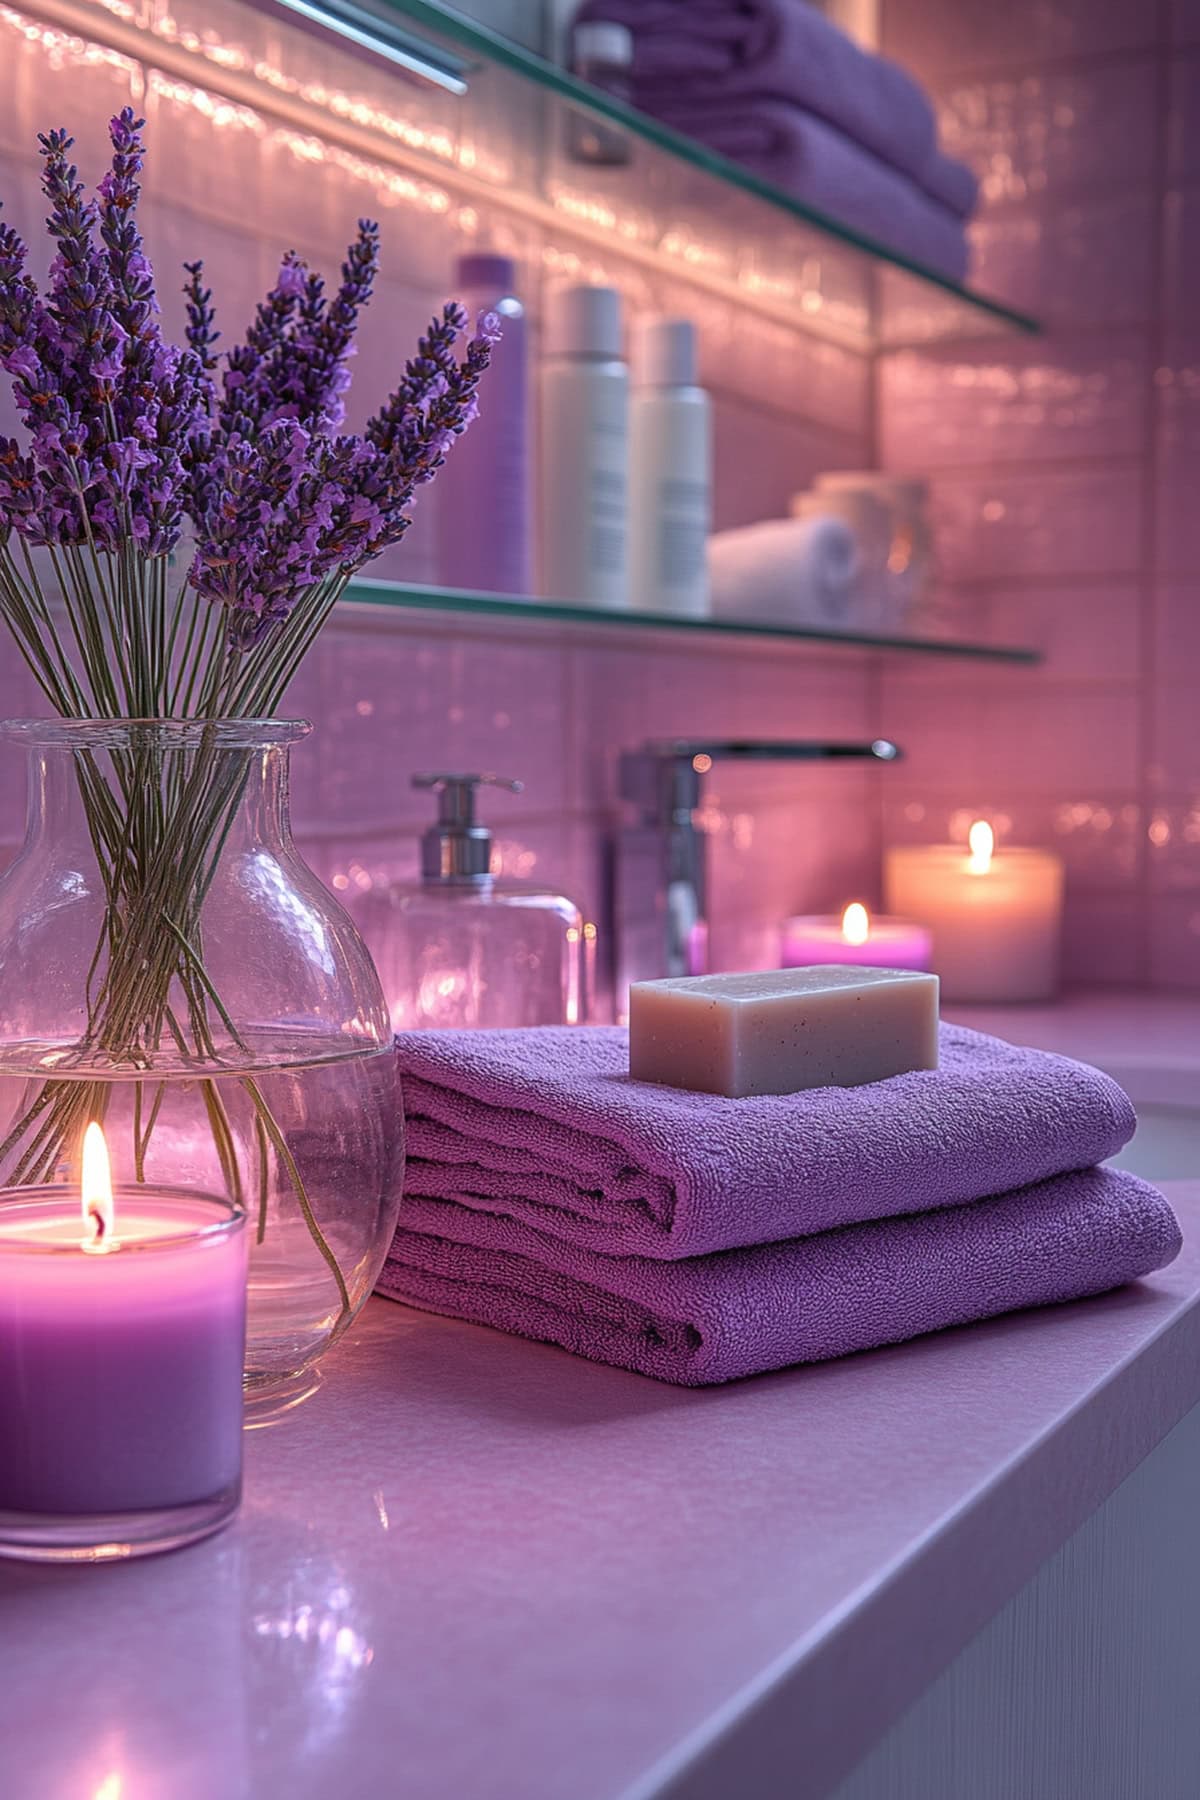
628,965 -> 939,1098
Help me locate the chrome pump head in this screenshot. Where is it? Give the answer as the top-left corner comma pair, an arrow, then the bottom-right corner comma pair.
413,772 -> 524,882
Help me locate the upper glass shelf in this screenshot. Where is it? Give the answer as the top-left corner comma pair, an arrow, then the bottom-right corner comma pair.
343,579 -> 1041,664
27,0 -> 1039,353
369,0 -> 1040,350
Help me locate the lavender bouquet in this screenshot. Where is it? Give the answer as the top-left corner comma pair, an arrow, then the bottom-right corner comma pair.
0,111 -> 495,1307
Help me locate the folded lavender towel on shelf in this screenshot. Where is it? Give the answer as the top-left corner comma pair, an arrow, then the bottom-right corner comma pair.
393,1024 -> 1136,1260
920,147 -> 980,220
379,1166 -> 1181,1385
576,0 -> 937,184
642,102 -> 970,280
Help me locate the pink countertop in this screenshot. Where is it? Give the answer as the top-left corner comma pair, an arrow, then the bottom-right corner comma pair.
948,991 -> 1200,1102
2,996 -> 1199,1800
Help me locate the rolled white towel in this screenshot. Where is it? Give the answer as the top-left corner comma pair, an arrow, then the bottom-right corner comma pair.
708,516 -> 859,625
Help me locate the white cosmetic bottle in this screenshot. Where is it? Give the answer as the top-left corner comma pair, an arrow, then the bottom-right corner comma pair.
629,317 -> 711,616
539,283 -> 628,607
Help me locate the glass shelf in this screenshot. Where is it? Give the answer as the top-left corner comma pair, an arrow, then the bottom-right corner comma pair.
343,579 -> 1042,663
27,0 -> 1039,353
374,0 -> 1040,350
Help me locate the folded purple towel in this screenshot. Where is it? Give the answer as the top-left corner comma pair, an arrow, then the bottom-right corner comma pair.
380,1167 -> 1182,1385
645,102 -> 970,280
576,0 -> 939,186
921,146 -> 980,220
395,1023 -> 1136,1260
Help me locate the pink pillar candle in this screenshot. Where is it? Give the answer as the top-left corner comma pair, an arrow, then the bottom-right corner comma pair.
782,903 -> 932,972
0,1184 -> 247,1559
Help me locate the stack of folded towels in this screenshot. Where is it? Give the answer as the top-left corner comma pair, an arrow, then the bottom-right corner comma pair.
572,0 -> 979,281
378,1023 -> 1182,1385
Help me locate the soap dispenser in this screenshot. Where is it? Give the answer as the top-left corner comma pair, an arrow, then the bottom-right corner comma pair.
357,774 -> 586,1031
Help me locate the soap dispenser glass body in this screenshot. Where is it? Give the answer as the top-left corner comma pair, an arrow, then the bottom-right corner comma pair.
363,879 -> 585,1031
355,773 -> 586,1030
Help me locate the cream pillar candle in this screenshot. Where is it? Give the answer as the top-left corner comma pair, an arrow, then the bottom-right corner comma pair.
629,965 -> 939,1098
885,821 -> 1064,1004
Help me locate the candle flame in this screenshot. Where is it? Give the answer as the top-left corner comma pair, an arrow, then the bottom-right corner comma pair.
81,1121 -> 115,1251
967,819 -> 994,874
841,901 -> 870,946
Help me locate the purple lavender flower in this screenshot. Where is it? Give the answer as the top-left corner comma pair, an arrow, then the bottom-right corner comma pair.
365,301 -> 467,460
39,128 -> 121,426
1,112 -> 498,644
188,289 -> 499,643
99,109 -> 158,349
182,261 -> 219,371
0,436 -> 39,539
361,303 -> 498,533
92,110 -> 211,555
275,261 -> 308,303
276,219 -> 379,430
218,252 -> 307,446
0,212 -> 37,357
0,120 -> 215,552
216,221 -> 379,441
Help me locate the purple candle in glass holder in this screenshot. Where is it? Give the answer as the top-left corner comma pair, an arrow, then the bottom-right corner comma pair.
0,1123 -> 247,1562
782,902 -> 932,972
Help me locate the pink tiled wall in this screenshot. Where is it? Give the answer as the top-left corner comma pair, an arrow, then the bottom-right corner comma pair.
7,0 -> 1188,1000
879,0 -> 1200,988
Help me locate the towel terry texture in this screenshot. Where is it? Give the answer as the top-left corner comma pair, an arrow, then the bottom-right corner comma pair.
393,1023 -> 1137,1260
379,1166 -> 1182,1386
574,0 -> 979,222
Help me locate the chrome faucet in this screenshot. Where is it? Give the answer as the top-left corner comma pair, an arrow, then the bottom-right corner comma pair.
614,738 -> 902,1002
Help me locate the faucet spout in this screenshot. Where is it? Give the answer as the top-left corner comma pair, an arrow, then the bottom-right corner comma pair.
645,738 -> 901,765
614,737 -> 903,1004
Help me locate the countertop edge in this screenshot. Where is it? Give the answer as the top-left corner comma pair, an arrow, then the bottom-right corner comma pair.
631,1183 -> 1200,1800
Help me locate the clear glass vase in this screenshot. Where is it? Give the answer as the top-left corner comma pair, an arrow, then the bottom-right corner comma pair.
0,719 -> 404,1393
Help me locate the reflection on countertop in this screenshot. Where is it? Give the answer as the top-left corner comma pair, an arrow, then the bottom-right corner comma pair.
949,987 -> 1200,1105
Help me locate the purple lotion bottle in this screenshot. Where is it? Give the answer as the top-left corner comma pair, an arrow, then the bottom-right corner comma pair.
434,252 -> 531,595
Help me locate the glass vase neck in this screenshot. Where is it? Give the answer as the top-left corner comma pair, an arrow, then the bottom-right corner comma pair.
0,718 -> 310,751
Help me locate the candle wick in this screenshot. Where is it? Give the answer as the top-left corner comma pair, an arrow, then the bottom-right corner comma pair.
88,1203 -> 108,1244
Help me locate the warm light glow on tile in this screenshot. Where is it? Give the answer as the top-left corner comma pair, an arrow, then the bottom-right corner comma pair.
147,68 -> 263,137
1,2 -> 135,76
